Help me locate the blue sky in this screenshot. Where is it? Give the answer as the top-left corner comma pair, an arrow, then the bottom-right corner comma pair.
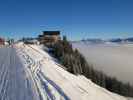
0,0 -> 133,40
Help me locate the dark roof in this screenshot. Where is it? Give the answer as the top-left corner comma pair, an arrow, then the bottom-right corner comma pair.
43,31 -> 60,35
38,35 -> 43,37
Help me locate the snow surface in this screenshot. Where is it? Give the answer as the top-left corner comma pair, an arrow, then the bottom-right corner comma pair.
0,47 -> 41,100
14,43 -> 133,100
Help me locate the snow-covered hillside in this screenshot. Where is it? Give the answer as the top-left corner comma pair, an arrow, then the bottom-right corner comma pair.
15,43 -> 132,100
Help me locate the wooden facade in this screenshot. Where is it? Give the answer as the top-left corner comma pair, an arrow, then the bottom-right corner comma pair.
38,31 -> 61,46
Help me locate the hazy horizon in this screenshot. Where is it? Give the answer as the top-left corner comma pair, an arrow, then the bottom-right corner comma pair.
73,42 -> 133,85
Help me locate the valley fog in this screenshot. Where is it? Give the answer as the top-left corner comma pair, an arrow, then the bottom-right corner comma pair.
73,42 -> 133,84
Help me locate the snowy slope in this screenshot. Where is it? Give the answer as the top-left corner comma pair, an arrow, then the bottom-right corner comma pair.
15,43 -> 133,100
0,47 -> 42,100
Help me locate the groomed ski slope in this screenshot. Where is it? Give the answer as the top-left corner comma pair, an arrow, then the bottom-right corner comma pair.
15,43 -> 133,100
0,47 -> 40,100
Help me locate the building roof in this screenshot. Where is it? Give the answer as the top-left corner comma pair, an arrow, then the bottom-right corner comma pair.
43,31 -> 60,35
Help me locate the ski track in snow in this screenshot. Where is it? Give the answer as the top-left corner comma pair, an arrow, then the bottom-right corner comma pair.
0,46 -> 69,100
0,47 -> 40,100
16,44 -> 70,100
